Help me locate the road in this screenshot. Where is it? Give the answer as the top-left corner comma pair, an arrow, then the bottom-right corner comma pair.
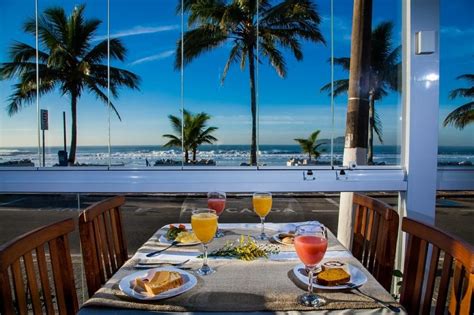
0,193 -> 472,254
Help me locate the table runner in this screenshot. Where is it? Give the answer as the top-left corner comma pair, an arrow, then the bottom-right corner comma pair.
81,223 -> 401,312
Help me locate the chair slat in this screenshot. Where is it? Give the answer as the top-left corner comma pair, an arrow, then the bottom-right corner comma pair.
23,252 -> 42,314
109,208 -> 123,266
11,260 -> 28,315
435,252 -> 453,314
79,221 -> 102,297
103,211 -> 118,272
97,214 -> 113,278
449,260 -> 465,315
59,235 -> 78,314
352,204 -> 365,259
362,208 -> 374,266
49,238 -> 67,314
366,212 -> 380,273
0,270 -> 14,315
421,245 -> 440,314
93,218 -> 107,283
35,245 -> 54,315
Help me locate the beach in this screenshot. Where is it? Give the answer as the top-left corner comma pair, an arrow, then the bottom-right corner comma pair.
1,144 -> 473,167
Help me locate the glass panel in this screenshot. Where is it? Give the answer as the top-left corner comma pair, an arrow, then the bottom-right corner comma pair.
109,0 -> 181,169
438,0 -> 474,167
182,0 -> 256,167
0,0 -> 38,167
257,0 -> 403,168
258,0 -> 331,167
32,0 -> 109,167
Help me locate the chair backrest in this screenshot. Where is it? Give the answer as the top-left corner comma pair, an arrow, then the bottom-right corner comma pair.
351,193 -> 399,291
0,218 -> 78,315
78,195 -> 128,297
400,217 -> 474,315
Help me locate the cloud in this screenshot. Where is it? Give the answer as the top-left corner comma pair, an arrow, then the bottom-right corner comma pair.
440,26 -> 474,37
129,50 -> 175,66
94,24 -> 179,41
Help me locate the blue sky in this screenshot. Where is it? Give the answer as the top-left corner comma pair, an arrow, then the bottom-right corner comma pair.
0,0 -> 473,149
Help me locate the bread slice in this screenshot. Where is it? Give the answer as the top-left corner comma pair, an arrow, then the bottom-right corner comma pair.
134,271 -> 183,296
316,268 -> 350,286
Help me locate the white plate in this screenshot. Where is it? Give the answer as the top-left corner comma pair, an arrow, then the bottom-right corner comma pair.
293,263 -> 367,290
271,233 -> 295,245
158,234 -> 201,246
119,267 -> 197,300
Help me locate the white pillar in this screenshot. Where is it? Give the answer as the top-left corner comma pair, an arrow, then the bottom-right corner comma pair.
395,0 -> 440,285
400,0 -> 439,224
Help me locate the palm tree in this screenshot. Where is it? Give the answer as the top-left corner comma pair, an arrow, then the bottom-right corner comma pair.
294,130 -> 325,162
0,5 -> 140,165
443,74 -> 474,129
163,110 -> 218,163
176,0 -> 325,165
321,21 -> 400,164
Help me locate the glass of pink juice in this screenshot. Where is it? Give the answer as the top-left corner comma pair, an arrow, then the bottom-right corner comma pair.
207,192 -> 226,237
294,224 -> 328,307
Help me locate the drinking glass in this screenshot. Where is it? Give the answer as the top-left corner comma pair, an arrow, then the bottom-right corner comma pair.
191,208 -> 218,275
207,191 -> 226,238
294,224 -> 328,307
252,192 -> 272,240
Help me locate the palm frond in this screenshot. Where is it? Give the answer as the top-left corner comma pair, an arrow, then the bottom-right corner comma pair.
175,24 -> 228,69
221,42 -> 243,84
443,102 -> 474,129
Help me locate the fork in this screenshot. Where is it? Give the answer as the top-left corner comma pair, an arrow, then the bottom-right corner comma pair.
145,241 -> 179,257
346,283 -> 401,313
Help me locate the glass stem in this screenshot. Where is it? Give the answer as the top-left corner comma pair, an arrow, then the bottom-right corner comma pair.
308,268 -> 314,296
202,244 -> 208,268
260,217 -> 265,237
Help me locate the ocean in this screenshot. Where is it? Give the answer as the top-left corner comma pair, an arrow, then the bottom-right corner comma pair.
0,144 -> 473,167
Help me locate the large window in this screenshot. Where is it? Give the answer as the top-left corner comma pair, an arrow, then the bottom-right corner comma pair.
0,0 -> 404,169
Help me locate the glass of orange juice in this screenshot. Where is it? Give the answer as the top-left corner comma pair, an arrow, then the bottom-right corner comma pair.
191,208 -> 218,275
252,192 -> 272,240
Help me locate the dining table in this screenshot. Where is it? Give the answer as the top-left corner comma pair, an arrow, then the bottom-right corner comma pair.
79,222 -> 405,314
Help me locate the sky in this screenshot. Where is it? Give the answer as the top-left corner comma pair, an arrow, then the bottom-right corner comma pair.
0,0 -> 473,149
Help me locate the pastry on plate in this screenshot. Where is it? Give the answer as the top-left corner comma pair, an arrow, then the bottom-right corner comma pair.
132,271 -> 183,296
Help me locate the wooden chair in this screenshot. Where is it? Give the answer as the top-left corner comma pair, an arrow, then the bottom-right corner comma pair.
400,217 -> 474,315
351,193 -> 399,291
0,218 -> 78,315
79,195 -> 128,297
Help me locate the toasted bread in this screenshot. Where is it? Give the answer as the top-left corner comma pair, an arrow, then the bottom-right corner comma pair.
134,271 -> 183,296
316,268 -> 350,286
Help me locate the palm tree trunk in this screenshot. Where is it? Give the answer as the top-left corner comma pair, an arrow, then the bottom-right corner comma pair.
68,94 -> 78,165
192,147 -> 197,162
248,47 -> 257,166
338,0 -> 373,248
367,91 -> 375,164
184,150 -> 189,164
